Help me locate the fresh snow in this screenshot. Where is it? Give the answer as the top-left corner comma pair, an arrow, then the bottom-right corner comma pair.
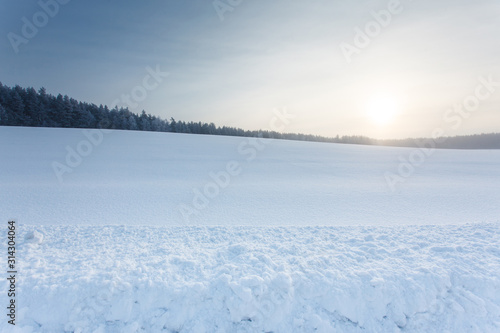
1,126 -> 500,332
1,126 -> 500,226
4,224 -> 500,332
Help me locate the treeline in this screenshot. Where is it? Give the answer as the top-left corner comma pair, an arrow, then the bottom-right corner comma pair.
0,82 -> 498,149
378,134 -> 500,149
0,82 -> 375,142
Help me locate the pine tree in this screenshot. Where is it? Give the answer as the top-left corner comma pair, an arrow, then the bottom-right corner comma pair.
128,114 -> 138,130
8,89 -> 27,126
169,117 -> 177,132
24,87 -> 40,126
0,104 -> 8,125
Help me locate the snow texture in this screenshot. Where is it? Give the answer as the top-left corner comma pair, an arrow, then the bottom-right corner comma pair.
2,224 -> 500,332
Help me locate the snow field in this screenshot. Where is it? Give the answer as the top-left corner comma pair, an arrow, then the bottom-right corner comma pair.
2,127 -> 500,331
2,126 -> 500,226
2,223 -> 499,332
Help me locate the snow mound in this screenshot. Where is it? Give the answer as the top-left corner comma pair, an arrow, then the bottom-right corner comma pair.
3,223 -> 499,332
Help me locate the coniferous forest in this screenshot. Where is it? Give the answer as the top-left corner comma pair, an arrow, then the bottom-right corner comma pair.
1,82 -> 499,149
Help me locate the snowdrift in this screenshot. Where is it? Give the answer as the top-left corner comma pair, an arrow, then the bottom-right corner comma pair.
3,224 -> 500,332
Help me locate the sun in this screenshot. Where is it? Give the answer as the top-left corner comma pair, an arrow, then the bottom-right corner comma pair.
365,95 -> 399,126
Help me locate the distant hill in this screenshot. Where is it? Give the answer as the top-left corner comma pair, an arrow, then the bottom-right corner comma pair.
0,82 -> 498,149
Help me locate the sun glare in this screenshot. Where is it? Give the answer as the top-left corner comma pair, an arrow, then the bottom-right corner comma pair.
366,95 -> 399,126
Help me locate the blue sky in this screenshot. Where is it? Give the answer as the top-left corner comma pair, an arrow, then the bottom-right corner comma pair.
1,0 -> 499,139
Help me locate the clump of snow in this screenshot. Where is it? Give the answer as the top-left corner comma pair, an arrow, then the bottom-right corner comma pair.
24,230 -> 44,244
2,223 -> 499,332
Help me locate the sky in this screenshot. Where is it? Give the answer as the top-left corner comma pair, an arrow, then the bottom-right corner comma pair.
1,0 -> 499,139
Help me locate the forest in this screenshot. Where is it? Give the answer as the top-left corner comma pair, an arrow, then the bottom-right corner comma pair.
1,82 -> 498,149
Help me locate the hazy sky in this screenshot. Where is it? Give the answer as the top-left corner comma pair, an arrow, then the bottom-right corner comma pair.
1,0 -> 499,139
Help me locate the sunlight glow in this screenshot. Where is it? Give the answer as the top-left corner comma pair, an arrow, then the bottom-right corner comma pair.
366,95 -> 399,126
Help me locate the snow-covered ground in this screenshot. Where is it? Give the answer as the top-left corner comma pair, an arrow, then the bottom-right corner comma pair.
1,126 -> 500,332
5,224 -> 500,332
1,126 -> 500,226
